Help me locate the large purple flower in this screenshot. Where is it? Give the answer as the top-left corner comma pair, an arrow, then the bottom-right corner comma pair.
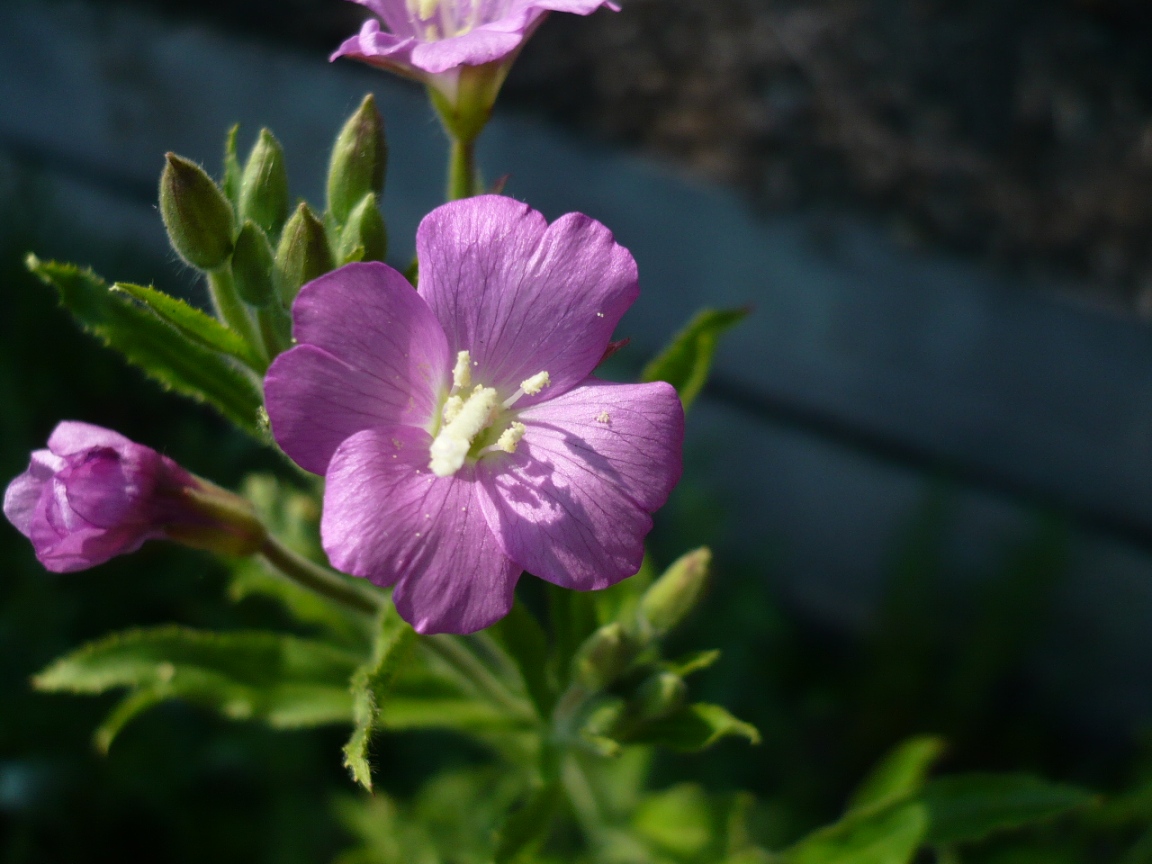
265,195 -> 683,634
332,0 -> 617,137
4,422 -> 263,572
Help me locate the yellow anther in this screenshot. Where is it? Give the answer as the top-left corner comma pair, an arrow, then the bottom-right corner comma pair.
520,371 -> 550,396
452,350 -> 472,390
495,422 -> 526,454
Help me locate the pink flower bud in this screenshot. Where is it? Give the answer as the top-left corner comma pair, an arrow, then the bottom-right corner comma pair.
4,422 -> 264,572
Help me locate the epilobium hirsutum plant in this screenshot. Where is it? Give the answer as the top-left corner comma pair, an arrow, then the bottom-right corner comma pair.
5,4 -> 1102,862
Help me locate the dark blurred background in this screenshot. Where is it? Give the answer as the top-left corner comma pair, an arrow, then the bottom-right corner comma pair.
7,0 -> 1152,861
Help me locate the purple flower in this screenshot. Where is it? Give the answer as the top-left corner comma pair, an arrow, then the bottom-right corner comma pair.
4,422 -> 262,572
265,195 -> 683,634
332,0 -> 618,138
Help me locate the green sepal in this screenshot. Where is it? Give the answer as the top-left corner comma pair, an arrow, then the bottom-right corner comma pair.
637,547 -> 711,639
160,152 -> 235,271
919,774 -> 1095,845
33,625 -> 362,750
618,702 -> 760,752
328,93 -> 387,226
276,202 -> 335,303
239,128 -> 290,238
641,306 -> 750,410
111,281 -> 263,369
493,783 -> 561,864
232,220 -> 279,307
343,609 -> 416,790
849,736 -> 947,814
337,192 -> 388,265
27,256 -> 265,437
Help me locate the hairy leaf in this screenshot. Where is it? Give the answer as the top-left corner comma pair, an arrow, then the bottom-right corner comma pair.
850,736 -> 947,813
622,703 -> 760,752
785,802 -> 927,864
641,306 -> 749,409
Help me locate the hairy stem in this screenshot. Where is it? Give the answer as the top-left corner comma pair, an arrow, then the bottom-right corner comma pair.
208,266 -> 266,369
259,534 -> 381,616
424,634 -> 534,721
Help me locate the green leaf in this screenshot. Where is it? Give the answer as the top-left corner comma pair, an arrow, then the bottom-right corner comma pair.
664,649 -> 722,678
622,703 -> 760,752
343,610 -> 416,790
641,306 -> 749,410
920,774 -> 1095,845
850,735 -> 947,813
491,601 -> 554,719
633,784 -> 714,859
493,783 -> 561,864
785,802 -> 927,864
27,257 -> 265,437
34,625 -> 360,748
112,282 -> 263,369
223,123 -> 242,207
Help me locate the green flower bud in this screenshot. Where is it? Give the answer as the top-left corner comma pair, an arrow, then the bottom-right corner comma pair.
632,671 -> 687,722
337,192 -> 388,265
572,622 -> 637,691
327,93 -> 387,226
239,129 -> 290,238
232,221 -> 277,307
159,153 -> 234,271
638,547 -> 711,638
275,202 -> 334,303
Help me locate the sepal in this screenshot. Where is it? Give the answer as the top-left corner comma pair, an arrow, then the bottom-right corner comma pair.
328,93 -> 387,226
160,153 -> 235,271
239,129 -> 290,237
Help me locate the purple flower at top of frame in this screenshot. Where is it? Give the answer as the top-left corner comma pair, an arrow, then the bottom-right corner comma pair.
265,195 -> 684,635
4,423 -> 197,573
332,0 -> 617,134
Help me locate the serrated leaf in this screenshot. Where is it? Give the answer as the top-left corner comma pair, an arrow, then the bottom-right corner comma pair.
34,625 -> 360,748
27,257 -> 264,437
494,783 -> 561,864
664,649 -> 722,678
492,601 -> 554,719
785,802 -> 927,864
621,703 -> 760,752
641,306 -> 749,410
344,609 -> 416,790
112,282 -> 263,369
850,736 -> 947,813
920,773 -> 1095,845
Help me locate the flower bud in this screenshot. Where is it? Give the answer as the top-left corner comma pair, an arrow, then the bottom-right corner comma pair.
572,622 -> 637,691
232,220 -> 278,307
637,547 -> 711,638
3,422 -> 265,572
327,94 -> 387,226
337,193 -> 388,265
275,202 -> 334,303
239,129 -> 290,238
631,671 -> 687,722
159,153 -> 235,271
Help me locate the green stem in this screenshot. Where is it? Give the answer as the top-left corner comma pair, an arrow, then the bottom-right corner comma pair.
208,266 -> 266,369
256,301 -> 293,362
259,534 -> 382,617
447,137 -> 477,201
423,634 -> 534,721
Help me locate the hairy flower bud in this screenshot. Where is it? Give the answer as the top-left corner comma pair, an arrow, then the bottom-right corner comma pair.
638,547 -> 711,638
232,221 -> 278,307
337,193 -> 388,265
4,422 -> 265,572
160,153 -> 235,270
239,129 -> 290,238
275,203 -> 334,303
572,622 -> 637,691
631,671 -> 687,721
328,94 -> 387,226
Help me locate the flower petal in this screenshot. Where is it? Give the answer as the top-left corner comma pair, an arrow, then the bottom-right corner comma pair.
417,196 -> 639,406
322,425 -> 520,633
47,421 -> 134,456
266,262 -> 451,475
516,378 -> 684,511
410,28 -> 525,73
3,450 -> 62,537
476,435 -> 654,591
61,447 -> 158,529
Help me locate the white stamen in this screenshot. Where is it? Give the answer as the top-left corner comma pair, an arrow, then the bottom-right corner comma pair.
502,370 -> 551,409
429,386 -> 498,477
494,422 -> 526,454
452,350 -> 472,390
442,394 -> 464,424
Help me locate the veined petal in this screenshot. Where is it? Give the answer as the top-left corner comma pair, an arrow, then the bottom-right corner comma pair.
61,446 -> 159,529
266,262 -> 451,475
322,426 -> 520,634
346,0 -> 419,38
3,450 -> 62,537
516,378 -> 683,511
47,421 -> 135,456
409,28 -> 524,73
417,196 -> 639,406
477,437 -> 653,591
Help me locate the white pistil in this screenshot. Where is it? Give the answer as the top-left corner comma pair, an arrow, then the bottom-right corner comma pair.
452,350 -> 472,390
429,385 -> 499,477
502,370 -> 550,409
